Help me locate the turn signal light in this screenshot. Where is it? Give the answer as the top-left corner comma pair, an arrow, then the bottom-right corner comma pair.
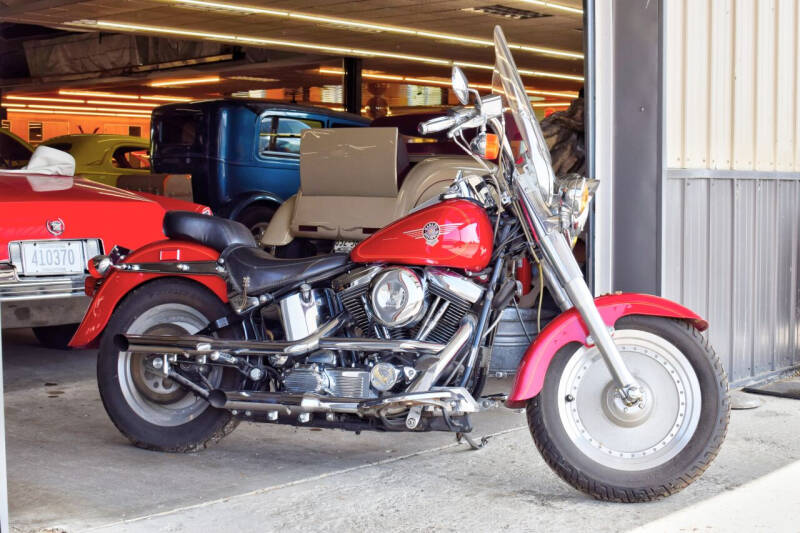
483,134 -> 500,160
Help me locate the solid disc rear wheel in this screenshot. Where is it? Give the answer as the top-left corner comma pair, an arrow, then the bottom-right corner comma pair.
97,279 -> 240,452
527,316 -> 729,502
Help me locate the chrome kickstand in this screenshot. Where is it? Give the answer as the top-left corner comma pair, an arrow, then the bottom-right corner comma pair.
456,432 -> 489,450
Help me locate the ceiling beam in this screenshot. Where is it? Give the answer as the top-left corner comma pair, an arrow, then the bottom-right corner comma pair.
0,0 -> 83,18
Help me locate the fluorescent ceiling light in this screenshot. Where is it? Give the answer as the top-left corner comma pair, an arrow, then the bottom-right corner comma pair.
171,0 -> 582,60
1,102 -> 27,107
67,20 -> 584,83
3,106 -> 151,118
227,76 -> 279,83
532,101 -> 571,107
317,69 -> 579,99
86,100 -> 157,107
60,90 -> 140,99
150,76 -> 221,87
6,95 -> 85,104
140,95 -> 193,102
518,0 -> 583,15
22,103 -> 152,115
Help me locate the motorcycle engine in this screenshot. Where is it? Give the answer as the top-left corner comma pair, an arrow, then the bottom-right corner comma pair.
335,266 -> 482,344
277,266 -> 482,399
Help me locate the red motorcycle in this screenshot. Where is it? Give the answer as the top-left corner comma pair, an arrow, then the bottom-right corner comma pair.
71,27 -> 729,502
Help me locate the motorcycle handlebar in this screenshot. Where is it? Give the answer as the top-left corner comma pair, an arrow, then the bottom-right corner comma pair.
418,115 -> 456,135
418,108 -> 478,136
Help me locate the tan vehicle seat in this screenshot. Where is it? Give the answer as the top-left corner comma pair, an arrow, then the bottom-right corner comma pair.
260,127 -> 491,248
291,127 -> 409,241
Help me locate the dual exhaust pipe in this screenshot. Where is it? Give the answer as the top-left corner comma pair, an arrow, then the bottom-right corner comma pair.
119,313 -> 477,417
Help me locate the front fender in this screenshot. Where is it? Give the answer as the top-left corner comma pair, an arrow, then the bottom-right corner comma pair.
69,240 -> 226,348
505,293 -> 708,408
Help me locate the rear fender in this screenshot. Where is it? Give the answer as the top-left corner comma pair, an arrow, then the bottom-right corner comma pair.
505,293 -> 708,408
69,240 -> 226,348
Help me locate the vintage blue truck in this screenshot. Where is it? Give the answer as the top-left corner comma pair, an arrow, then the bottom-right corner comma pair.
149,99 -> 369,233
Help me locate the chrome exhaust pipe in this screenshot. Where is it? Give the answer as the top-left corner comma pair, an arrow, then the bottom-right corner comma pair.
207,315 -> 478,416
207,390 -> 360,414
115,313 -> 445,358
408,314 -> 476,393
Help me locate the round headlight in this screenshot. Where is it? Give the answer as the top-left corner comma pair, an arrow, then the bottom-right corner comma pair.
369,267 -> 425,328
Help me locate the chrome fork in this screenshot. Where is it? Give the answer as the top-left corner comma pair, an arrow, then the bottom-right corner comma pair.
520,193 -> 643,405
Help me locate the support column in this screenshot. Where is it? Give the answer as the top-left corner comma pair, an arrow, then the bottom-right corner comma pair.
343,57 -> 362,115
0,307 -> 8,532
610,0 -> 662,294
0,89 -> 6,122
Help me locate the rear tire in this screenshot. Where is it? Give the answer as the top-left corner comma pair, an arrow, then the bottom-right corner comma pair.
527,316 -> 729,502
32,323 -> 78,350
97,278 -> 239,452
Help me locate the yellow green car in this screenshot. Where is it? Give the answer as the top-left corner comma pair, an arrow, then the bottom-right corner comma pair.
41,134 -> 150,186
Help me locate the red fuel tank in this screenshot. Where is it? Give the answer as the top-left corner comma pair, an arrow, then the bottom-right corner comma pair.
351,199 -> 493,271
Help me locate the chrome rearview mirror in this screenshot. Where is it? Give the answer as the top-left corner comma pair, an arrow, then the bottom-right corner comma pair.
451,66 -> 470,105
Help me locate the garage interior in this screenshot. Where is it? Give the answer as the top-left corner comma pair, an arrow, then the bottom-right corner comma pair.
1,0 -> 800,531
1,2 -> 590,530
1,0 -> 583,141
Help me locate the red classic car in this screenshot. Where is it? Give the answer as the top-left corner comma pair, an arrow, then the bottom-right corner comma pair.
0,146 -> 211,348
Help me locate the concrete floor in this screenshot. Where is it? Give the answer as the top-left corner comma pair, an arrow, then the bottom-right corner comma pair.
3,327 -> 800,533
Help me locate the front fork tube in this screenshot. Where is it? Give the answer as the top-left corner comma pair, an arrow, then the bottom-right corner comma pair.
543,231 -> 643,404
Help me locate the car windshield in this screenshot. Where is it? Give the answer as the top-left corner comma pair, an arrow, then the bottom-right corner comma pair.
491,25 -> 555,203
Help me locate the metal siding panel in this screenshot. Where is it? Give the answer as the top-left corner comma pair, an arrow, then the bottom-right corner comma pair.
708,0 -> 734,170
754,0 -> 777,171
775,0 -> 796,171
731,179 -> 756,380
663,171 -> 800,385
732,0 -> 756,170
683,0 -> 710,168
662,177 -> 685,302
776,180 -> 796,369
706,178 -> 734,375
753,180 -> 777,374
680,179 -> 709,315
665,0 -> 685,167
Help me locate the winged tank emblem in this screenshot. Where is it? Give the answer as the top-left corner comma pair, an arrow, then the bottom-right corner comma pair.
404,221 -> 463,246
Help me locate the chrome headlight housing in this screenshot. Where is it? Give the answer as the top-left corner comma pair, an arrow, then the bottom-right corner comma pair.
369,267 -> 426,328
554,174 -> 599,244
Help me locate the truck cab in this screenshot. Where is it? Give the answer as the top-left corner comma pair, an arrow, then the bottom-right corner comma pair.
150,99 -> 369,233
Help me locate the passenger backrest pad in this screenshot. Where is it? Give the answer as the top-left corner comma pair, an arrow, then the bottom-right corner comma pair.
299,127 -> 400,197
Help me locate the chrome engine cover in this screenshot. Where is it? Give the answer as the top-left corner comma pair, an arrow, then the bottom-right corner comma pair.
284,365 -> 375,398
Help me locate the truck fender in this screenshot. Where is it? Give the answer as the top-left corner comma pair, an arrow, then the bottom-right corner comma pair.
69,240 -> 226,348
505,293 -> 708,408
228,191 -> 284,221
260,195 -> 296,247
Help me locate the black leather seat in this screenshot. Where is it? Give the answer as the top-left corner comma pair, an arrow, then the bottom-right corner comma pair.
163,211 -> 256,252
222,245 -> 349,294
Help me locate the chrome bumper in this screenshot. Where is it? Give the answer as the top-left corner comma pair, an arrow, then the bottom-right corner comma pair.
0,264 -> 85,302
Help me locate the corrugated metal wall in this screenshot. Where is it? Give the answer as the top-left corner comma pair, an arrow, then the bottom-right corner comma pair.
664,0 -> 800,385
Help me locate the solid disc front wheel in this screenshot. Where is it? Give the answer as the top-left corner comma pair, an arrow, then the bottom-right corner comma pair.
527,316 -> 729,502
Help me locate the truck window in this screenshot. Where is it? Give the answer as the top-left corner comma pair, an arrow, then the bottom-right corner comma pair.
259,116 -> 323,156
159,111 -> 203,146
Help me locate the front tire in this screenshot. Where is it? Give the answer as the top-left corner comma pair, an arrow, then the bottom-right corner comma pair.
97,279 -> 239,452
527,316 -> 729,502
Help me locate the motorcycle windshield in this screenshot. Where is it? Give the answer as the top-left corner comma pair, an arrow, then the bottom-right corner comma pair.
491,26 -> 555,204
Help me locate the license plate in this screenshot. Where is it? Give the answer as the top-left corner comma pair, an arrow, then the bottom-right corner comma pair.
20,241 -> 86,276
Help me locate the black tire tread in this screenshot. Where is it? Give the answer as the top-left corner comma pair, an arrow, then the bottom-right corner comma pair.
97,278 -> 240,453
527,318 -> 730,502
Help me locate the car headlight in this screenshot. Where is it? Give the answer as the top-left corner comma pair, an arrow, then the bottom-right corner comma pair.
555,175 -> 599,244
369,267 -> 425,328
